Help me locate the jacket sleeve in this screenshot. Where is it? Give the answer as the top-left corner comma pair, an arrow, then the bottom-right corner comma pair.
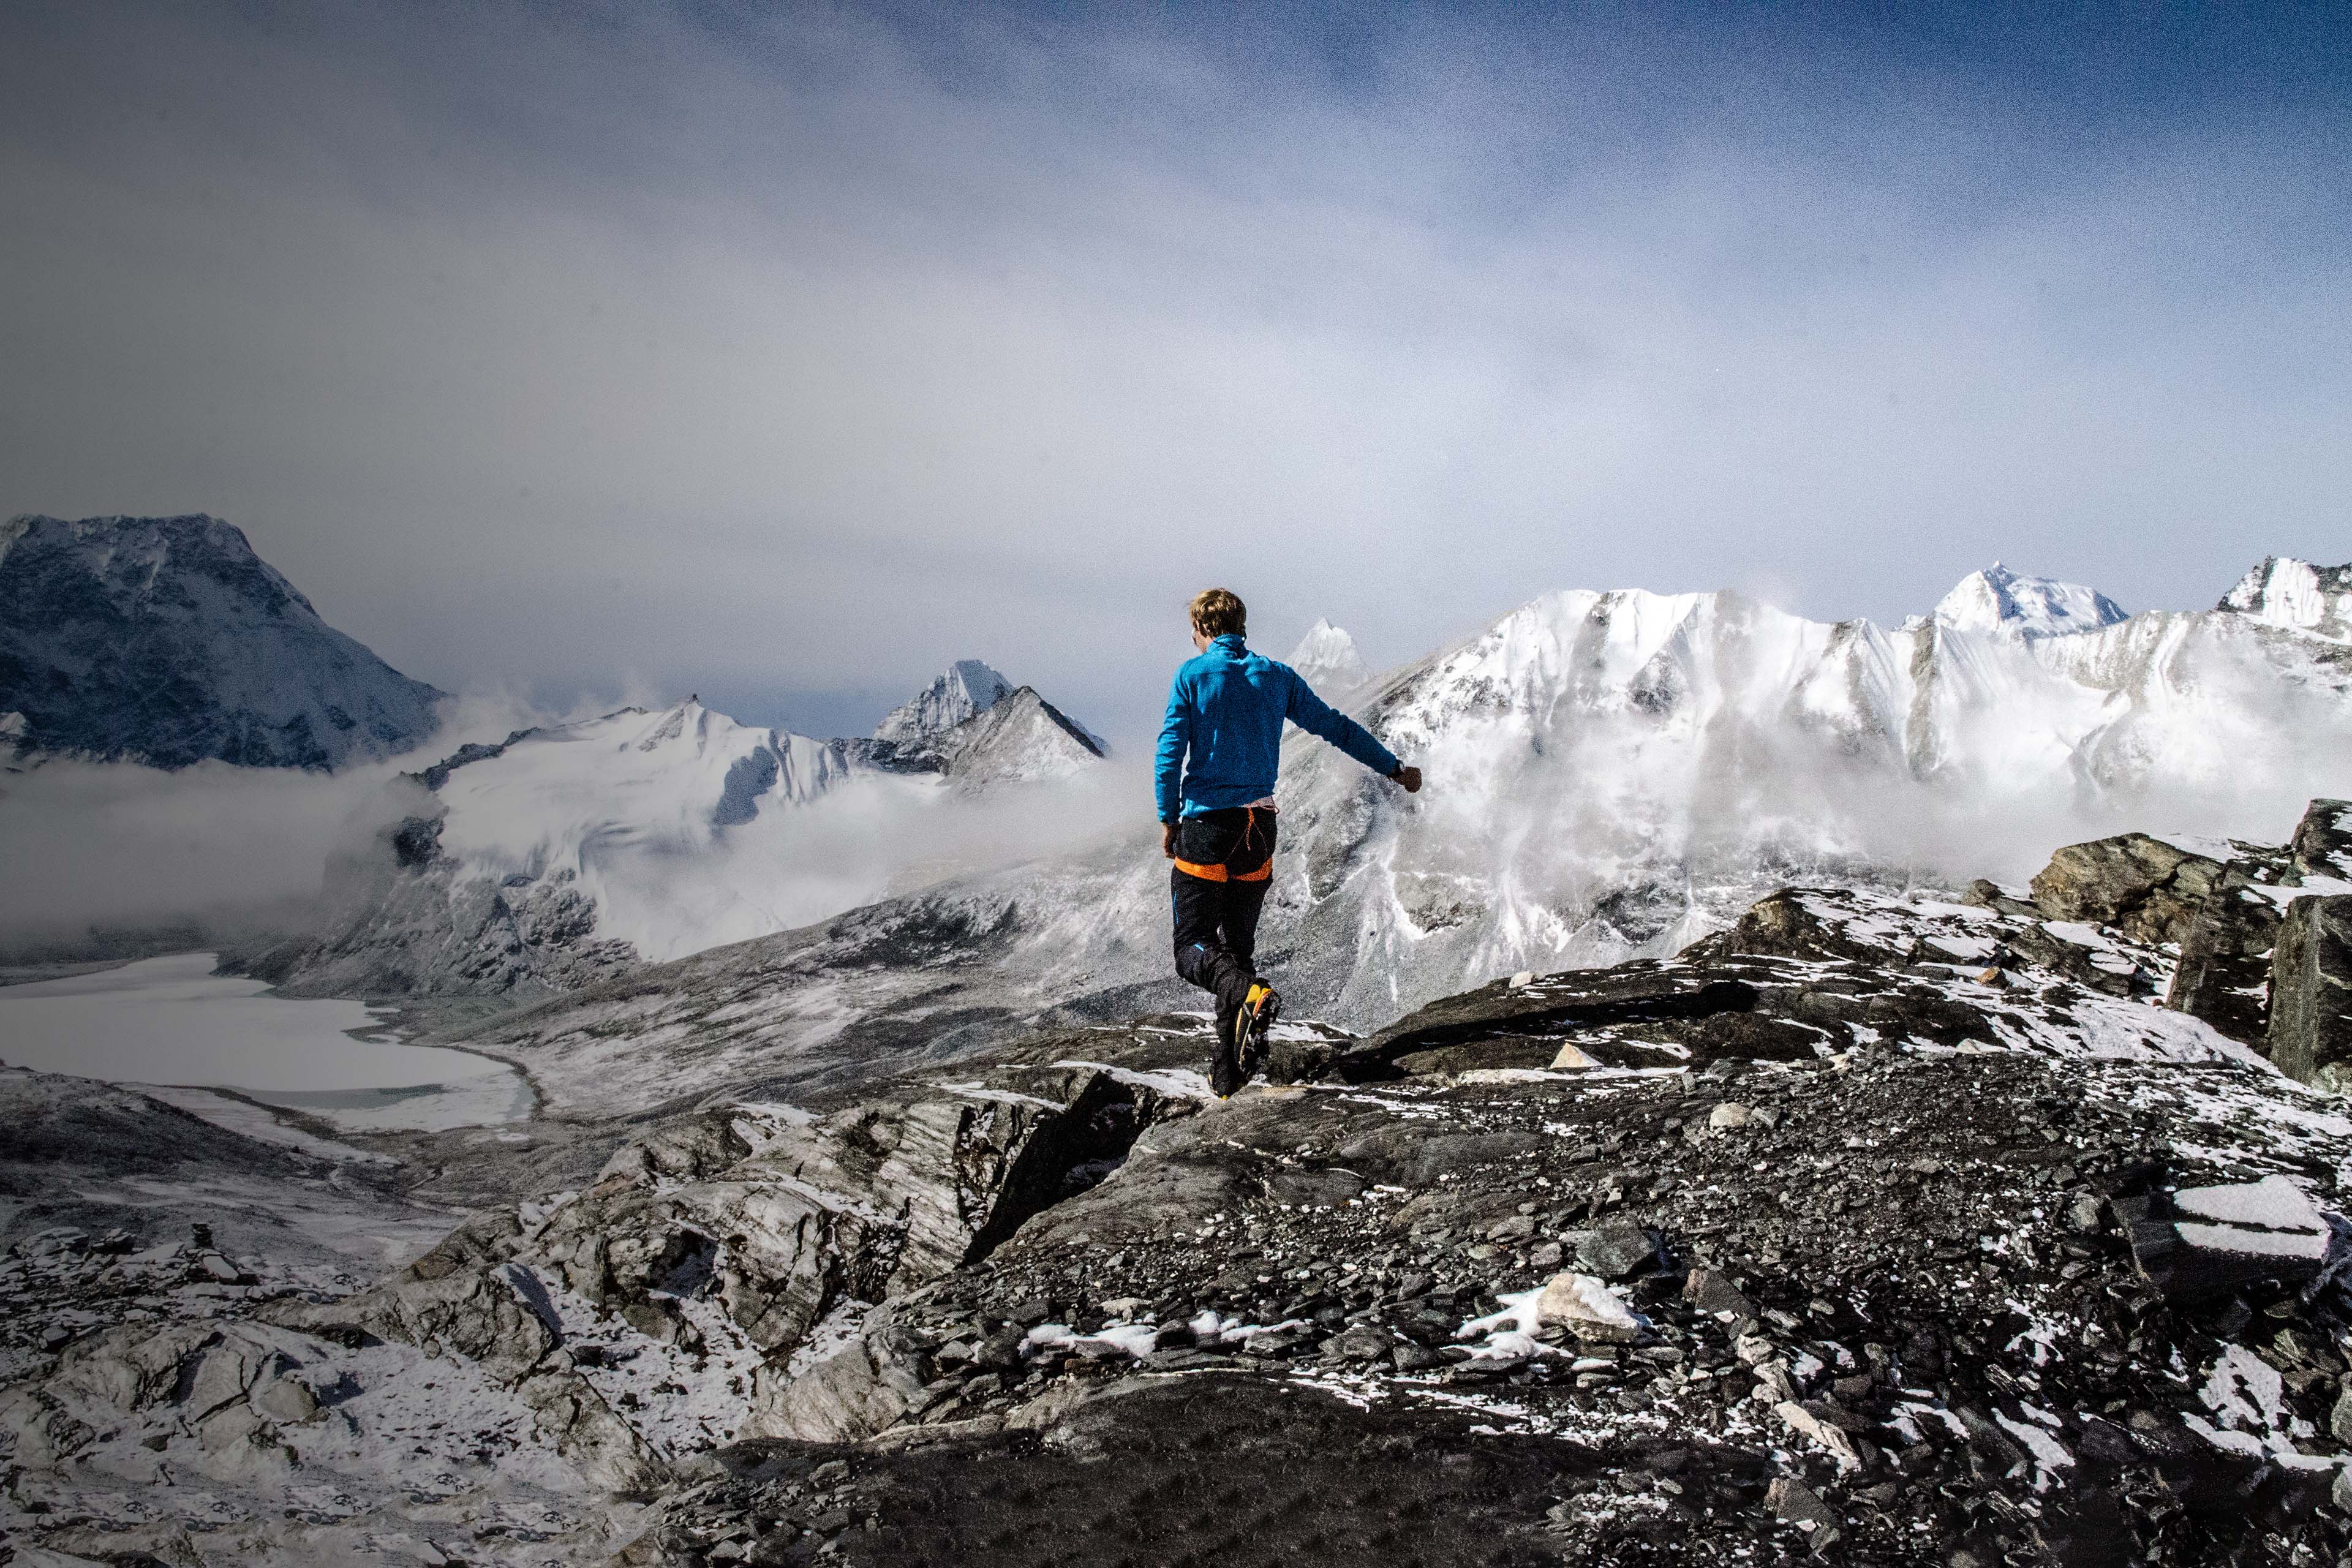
1153,672 -> 1192,823
1282,666 -> 1399,778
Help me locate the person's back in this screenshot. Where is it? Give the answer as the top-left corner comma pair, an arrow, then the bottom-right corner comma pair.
1155,588 -> 1420,1095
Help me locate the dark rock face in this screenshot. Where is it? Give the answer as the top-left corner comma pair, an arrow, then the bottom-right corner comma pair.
2165,869 -> 2284,1045
2267,895 -> 2352,1093
0,514 -> 444,769
2291,799 -> 2352,883
2029,833 -> 2225,948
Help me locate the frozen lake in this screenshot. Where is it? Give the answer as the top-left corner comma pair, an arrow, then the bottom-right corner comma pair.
0,952 -> 529,1131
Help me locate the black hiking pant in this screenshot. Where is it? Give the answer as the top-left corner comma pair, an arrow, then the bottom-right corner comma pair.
1170,807 -> 1278,1080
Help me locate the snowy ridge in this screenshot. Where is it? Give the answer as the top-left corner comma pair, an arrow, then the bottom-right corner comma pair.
248,662 -> 1113,989
433,699 -> 861,860
922,686 -> 1107,786
0,513 -> 445,769
1929,562 -> 2127,641
1230,564 -> 2352,1028
2220,556 -> 2352,643
873,659 -> 1016,742
247,556 -> 2352,1011
415,687 -> 1107,960
643,557 -> 2352,1052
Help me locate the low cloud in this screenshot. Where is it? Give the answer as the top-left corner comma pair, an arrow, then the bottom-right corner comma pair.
0,691 -> 566,960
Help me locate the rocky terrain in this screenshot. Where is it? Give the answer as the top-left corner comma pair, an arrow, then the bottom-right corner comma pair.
0,514 -> 445,770
7,802 -> 2351,1566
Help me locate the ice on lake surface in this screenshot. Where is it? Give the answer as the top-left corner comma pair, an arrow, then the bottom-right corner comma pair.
0,952 -> 529,1131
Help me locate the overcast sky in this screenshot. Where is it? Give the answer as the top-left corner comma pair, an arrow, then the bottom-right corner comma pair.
4,1 -> 2346,744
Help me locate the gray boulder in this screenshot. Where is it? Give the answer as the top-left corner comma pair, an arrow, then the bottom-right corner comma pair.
2029,833 -> 2225,947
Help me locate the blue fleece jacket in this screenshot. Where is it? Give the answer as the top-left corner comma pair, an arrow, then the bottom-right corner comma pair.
1155,635 -> 1400,822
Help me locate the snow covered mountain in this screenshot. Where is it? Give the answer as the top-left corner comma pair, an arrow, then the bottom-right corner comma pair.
239,671 -> 1109,996
1286,618 -> 1371,698
1928,561 -> 2128,641
1262,560 -> 2351,1023
858,660 -> 1106,781
911,685 -> 1107,786
241,555 -> 2352,1019
453,554 -> 2352,1046
0,514 -> 445,769
873,658 -> 1015,744
2223,556 -> 2352,642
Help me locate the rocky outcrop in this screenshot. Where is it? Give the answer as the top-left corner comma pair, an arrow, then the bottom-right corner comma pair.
2029,832 -> 2226,947
256,1054 -> 1188,1470
2122,1174 -> 2333,1302
2291,797 -> 2352,881
0,513 -> 444,769
2163,869 -> 2285,1044
2267,895 -> 2352,1093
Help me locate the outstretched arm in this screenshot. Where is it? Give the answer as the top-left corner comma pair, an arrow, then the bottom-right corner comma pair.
1283,669 -> 1414,788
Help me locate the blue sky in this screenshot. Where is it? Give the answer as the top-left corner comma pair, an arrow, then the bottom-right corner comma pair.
3,1 -> 2346,743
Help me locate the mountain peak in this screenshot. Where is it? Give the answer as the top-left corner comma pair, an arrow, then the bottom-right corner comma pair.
874,659 -> 1016,744
2220,556 -> 2352,643
1287,619 -> 1369,695
0,512 -> 445,769
1931,564 -> 2127,641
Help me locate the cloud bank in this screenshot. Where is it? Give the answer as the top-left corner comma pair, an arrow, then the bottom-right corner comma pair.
1,2 -> 2346,747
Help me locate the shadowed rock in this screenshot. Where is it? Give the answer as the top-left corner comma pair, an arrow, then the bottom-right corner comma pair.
2267,895 -> 2352,1093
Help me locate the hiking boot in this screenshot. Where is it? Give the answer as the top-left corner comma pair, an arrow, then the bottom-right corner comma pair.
1210,1006 -> 1242,1098
1235,982 -> 1281,1083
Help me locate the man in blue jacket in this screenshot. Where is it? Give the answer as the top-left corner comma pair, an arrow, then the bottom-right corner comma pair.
1156,587 -> 1422,1096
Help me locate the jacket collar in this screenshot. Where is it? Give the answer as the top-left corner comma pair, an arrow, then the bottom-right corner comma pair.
1210,634 -> 1248,655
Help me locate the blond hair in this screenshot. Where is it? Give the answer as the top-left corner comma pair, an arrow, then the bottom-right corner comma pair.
1189,587 -> 1246,638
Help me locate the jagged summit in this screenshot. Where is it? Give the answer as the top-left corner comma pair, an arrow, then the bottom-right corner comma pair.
0,513 -> 446,769
2222,556 -> 2352,642
874,659 -> 1016,743
928,684 -> 1107,786
1930,561 -> 2128,641
1286,617 -> 1369,696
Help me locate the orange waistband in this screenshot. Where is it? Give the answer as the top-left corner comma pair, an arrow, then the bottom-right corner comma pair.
1175,857 -> 1271,883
